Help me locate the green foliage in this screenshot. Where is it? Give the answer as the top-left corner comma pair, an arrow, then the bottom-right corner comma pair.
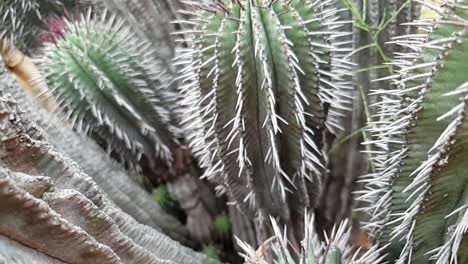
39,11 -> 183,179
214,214 -> 231,240
152,185 -> 184,218
202,244 -> 221,260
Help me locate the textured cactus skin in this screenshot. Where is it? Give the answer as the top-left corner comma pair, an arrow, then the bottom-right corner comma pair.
0,67 -> 219,263
39,11 -> 188,181
360,1 -> 468,263
178,0 -> 351,239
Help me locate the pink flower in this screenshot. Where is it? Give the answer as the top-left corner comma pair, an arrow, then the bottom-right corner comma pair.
40,18 -> 68,43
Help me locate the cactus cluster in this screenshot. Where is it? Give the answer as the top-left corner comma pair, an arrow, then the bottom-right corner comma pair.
1,0 -> 468,263
176,0 -> 352,234
0,81 -> 217,264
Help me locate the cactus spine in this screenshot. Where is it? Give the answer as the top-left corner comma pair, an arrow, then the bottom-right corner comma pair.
0,0 -> 92,53
177,0 -> 351,232
39,10 -> 187,180
0,0 -> 41,51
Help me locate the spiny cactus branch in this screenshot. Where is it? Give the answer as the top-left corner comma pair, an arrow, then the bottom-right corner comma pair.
177,1 -> 352,233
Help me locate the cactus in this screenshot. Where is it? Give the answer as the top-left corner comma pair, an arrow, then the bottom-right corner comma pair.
176,0 -> 352,240
0,0 -> 42,51
1,62 -> 192,244
359,0 -> 468,262
38,10 -> 190,182
238,214 -> 383,264
0,86 -> 219,263
0,0 -> 91,53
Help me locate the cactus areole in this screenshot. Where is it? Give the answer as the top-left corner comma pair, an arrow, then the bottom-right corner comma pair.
178,0 -> 351,218
39,11 -> 192,183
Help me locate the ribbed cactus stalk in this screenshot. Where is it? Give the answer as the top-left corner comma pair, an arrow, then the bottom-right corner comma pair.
177,0 -> 352,234
361,0 -> 468,262
38,10 -> 189,181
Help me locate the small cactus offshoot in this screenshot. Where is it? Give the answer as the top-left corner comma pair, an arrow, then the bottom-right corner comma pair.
38,10 -> 190,181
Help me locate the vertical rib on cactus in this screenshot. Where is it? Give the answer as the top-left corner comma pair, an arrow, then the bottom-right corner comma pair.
430,207 -> 468,264
402,95 -> 468,264
38,10 -> 186,181
361,1 -> 468,261
177,0 -> 351,226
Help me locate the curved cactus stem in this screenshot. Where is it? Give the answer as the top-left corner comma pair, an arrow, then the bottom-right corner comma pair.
43,189 -> 172,264
397,98 -> 468,264
0,66 -> 220,264
37,10 -> 183,178
0,234 -> 66,264
8,171 -> 53,198
0,59 -> 191,243
0,168 -> 122,264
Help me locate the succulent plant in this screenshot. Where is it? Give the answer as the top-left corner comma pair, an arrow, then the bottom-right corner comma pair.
176,0 -> 352,241
359,1 -> 468,262
0,0 -> 91,53
320,0 -> 423,229
238,214 -> 383,264
0,71 -> 219,263
38,10 -> 190,182
97,0 -> 190,65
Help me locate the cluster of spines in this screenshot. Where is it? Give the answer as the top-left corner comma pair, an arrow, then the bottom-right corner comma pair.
0,0 -> 40,51
360,0 -> 468,262
37,9 -> 182,176
238,213 -> 385,264
176,0 -> 352,220
0,0 -> 92,53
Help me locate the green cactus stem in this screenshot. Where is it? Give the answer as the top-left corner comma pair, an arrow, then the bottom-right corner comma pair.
38,10 -> 189,181
361,1 -> 468,262
176,0 -> 352,229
